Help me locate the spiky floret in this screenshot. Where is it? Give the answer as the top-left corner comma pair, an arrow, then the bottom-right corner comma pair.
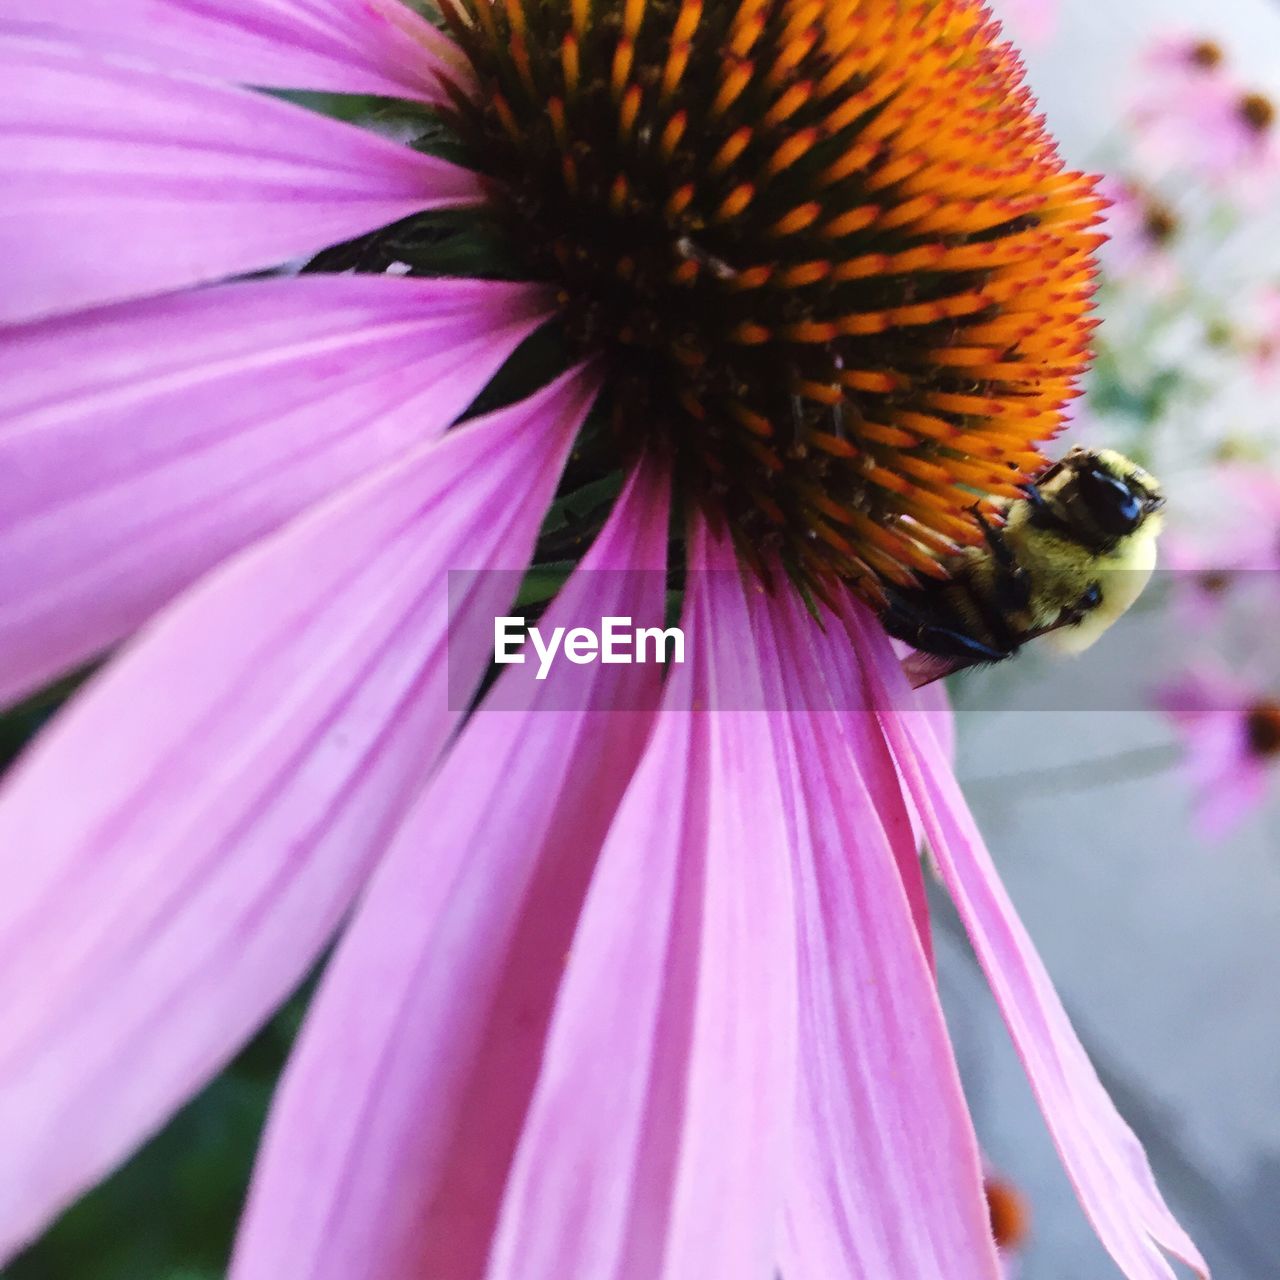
437,0 -> 1104,599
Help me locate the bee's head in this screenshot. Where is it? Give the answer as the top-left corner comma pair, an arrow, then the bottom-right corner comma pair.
1035,447 -> 1165,549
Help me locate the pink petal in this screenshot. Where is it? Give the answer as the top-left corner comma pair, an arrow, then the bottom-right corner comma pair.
0,274 -> 550,707
1194,763 -> 1268,840
2,0 -> 468,102
845,604 -> 1209,1280
485,521 -> 797,1280
752,589 -> 999,1279
231,460 -> 670,1280
0,367 -> 597,1261
0,35 -> 482,323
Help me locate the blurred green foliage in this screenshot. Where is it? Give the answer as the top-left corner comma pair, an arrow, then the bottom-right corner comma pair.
0,955 -> 309,1280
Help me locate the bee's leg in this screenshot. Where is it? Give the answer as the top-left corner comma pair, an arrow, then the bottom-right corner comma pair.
1021,479 -> 1073,535
964,505 -> 1032,658
1056,581 -> 1103,627
971,505 -> 1032,612
1021,582 -> 1104,642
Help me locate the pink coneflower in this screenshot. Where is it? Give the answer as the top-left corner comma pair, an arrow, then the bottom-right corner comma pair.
1095,176 -> 1180,288
1159,668 -> 1280,838
1142,33 -> 1227,78
0,3 -> 1205,1279
1163,461 -> 1280,622
1129,36 -> 1279,195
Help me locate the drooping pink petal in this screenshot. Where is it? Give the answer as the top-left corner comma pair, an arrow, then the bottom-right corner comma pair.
485,523 -> 797,1280
0,36 -> 482,323
0,367 -> 597,1263
841,648 -> 936,968
2,0 -> 469,102
845,604 -> 1210,1280
231,461 -> 669,1280
0,274 -> 551,707
753,589 -> 1000,1280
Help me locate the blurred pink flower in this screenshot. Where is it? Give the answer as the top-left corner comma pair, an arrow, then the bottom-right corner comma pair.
997,0 -> 1058,47
0,5 -> 1204,1280
1159,668 -> 1280,837
1163,462 -> 1280,621
1142,33 -> 1228,79
1247,286 -> 1280,383
1129,38 -> 1279,194
1095,176 -> 1180,288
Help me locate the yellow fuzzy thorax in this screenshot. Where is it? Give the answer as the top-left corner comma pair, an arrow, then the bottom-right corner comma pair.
1006,449 -> 1163,653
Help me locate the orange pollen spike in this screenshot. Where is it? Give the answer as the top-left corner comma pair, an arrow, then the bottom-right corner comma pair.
717,183 -> 756,221
672,0 -> 703,43
840,369 -> 902,393
611,39 -> 634,100
769,201 -> 821,235
660,111 -> 688,160
764,127 -> 820,178
712,127 -> 754,175
763,80 -> 813,128
492,93 -> 521,141
662,42 -> 692,98
622,0 -> 646,39
713,60 -> 754,115
665,183 -> 695,219
619,83 -> 642,139
672,258 -> 699,285
501,0 -> 527,40
510,37 -> 535,93
776,259 -> 833,287
808,430 -> 860,459
732,321 -> 772,344
560,34 -> 580,94
730,403 -> 775,437
767,28 -> 818,88
820,205 -> 880,237
793,379 -> 843,405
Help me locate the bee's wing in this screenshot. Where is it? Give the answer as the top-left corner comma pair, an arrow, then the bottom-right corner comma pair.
901,605 -> 1093,688
900,650 -> 977,688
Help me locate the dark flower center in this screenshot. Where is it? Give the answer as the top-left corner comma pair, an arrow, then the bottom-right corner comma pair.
1141,201 -> 1177,245
1246,701 -> 1280,758
984,1175 -> 1030,1250
437,0 -> 1102,597
1239,92 -> 1276,136
1188,40 -> 1223,70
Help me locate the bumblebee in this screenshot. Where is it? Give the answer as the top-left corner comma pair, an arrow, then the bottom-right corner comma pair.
881,447 -> 1166,687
